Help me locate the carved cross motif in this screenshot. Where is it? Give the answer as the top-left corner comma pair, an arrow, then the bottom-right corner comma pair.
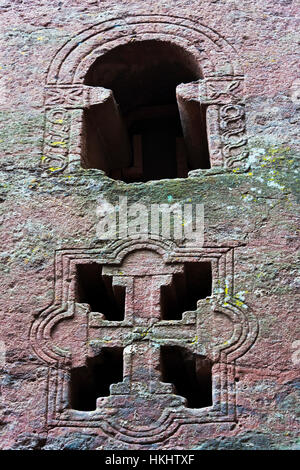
88,250 -> 202,401
31,241 -> 258,443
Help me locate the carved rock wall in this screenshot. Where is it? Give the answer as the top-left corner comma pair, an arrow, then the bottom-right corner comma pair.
0,0 -> 299,450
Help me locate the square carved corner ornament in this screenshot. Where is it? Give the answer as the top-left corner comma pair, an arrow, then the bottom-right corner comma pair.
30,238 -> 258,444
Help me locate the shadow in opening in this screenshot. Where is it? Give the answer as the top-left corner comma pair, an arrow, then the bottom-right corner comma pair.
76,263 -> 125,321
70,348 -> 123,411
83,40 -> 210,181
161,346 -> 212,408
160,261 -> 212,320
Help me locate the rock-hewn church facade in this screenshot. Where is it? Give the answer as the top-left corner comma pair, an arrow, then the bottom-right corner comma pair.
0,0 -> 299,450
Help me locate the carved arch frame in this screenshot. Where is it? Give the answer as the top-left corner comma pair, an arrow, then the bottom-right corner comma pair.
42,13 -> 249,177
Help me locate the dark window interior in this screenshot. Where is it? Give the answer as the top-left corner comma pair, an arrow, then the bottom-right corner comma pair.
82,40 -> 210,181
70,348 -> 123,411
129,116 -> 179,182
76,263 -> 125,321
161,346 -> 212,408
76,261 -> 211,321
160,261 -> 212,320
72,260 -> 213,412
69,346 -> 212,411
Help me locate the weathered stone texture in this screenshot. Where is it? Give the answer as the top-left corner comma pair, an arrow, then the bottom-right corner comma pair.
0,0 -> 299,450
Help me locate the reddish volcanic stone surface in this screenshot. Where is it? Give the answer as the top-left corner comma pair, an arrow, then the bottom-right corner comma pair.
0,0 -> 299,450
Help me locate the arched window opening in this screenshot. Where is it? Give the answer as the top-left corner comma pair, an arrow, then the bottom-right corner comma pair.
82,40 -> 210,182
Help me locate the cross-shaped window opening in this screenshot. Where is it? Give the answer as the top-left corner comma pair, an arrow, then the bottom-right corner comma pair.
71,257 -> 213,411
69,347 -> 212,411
75,261 -> 212,321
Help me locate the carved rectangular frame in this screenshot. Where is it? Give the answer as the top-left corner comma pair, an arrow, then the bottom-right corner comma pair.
41,245 -> 238,428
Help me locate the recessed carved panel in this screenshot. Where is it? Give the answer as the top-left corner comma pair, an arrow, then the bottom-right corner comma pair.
30,238 -> 258,444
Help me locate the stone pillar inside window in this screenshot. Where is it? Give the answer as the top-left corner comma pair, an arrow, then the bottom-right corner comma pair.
176,81 -> 210,170
82,87 -> 132,172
